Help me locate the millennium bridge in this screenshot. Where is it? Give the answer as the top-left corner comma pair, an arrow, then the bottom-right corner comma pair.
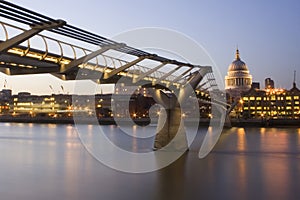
0,1 -> 229,153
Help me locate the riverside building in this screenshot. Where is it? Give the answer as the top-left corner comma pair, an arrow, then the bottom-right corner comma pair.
241,82 -> 300,119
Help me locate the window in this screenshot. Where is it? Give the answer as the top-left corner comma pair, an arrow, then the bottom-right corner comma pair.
243,97 -> 249,101
271,96 -> 276,101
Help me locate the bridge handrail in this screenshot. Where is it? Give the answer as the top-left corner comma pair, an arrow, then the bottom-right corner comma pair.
0,0 -> 199,68
0,0 -> 210,86
0,20 -> 180,82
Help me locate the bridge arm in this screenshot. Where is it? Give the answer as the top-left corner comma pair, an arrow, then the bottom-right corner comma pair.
176,71 -> 205,103
103,55 -> 152,79
168,67 -> 192,85
184,71 -> 205,89
60,43 -> 125,73
192,66 -> 213,89
132,62 -> 166,83
0,20 -> 66,52
197,80 -> 210,89
154,65 -> 181,85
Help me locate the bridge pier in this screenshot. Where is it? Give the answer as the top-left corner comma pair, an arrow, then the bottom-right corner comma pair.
151,68 -> 211,151
153,102 -> 188,151
224,115 -> 232,128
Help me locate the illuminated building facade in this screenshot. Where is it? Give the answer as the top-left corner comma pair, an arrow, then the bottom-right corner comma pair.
225,48 -> 252,100
0,89 -> 157,120
12,93 -> 70,117
241,84 -> 300,119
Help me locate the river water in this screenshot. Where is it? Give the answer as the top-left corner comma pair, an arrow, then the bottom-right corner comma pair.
0,122 -> 300,200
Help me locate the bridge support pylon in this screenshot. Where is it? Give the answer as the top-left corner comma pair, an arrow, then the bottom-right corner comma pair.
224,115 -> 232,128
153,98 -> 188,151
151,68 -> 210,151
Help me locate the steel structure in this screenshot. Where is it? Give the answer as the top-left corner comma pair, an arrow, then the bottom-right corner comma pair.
0,1 -> 229,150
0,0 -> 217,91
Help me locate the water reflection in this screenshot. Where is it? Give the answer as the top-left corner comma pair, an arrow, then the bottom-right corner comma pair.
237,128 -> 247,151
156,152 -> 188,200
259,128 -> 290,154
1,123 -> 300,199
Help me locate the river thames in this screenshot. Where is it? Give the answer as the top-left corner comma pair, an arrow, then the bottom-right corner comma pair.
0,122 -> 300,200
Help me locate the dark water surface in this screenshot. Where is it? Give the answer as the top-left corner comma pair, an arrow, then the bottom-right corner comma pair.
0,123 -> 300,200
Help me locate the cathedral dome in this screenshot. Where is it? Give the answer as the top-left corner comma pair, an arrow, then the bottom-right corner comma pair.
228,49 -> 249,72
225,48 -> 252,99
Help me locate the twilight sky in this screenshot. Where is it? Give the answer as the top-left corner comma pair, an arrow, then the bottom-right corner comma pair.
1,0 -> 300,94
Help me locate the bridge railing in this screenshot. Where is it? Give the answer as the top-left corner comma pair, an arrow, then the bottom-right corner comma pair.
0,20 -> 183,84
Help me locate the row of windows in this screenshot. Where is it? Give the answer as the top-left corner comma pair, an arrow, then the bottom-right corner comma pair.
244,106 -> 300,110
245,111 -> 299,116
243,96 -> 300,101
244,101 -> 299,106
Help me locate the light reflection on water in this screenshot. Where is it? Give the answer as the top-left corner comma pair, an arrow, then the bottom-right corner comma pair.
0,123 -> 300,200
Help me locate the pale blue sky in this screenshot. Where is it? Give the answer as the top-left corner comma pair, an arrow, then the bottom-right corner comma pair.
1,0 -> 300,94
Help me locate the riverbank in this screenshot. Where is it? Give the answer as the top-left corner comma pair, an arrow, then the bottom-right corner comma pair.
0,116 -> 114,125
0,116 -> 299,127
0,116 -> 155,126
230,118 -> 300,127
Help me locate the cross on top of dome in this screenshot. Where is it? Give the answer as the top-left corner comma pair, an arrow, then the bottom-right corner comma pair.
235,48 -> 240,60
